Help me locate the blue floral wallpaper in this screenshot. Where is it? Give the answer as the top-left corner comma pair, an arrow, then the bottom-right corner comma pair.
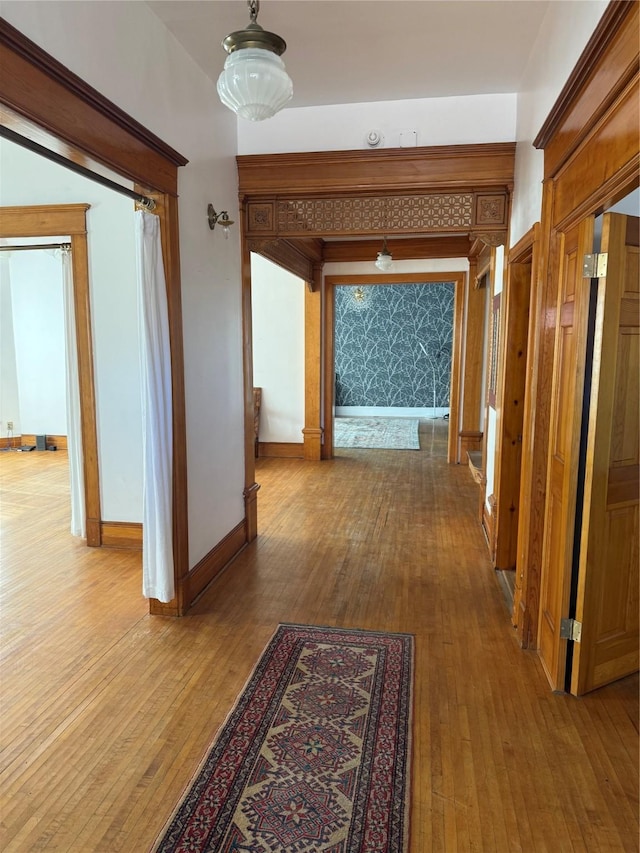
335,283 -> 455,407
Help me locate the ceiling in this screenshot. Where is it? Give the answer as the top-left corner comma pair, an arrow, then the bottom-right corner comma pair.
147,0 -> 552,109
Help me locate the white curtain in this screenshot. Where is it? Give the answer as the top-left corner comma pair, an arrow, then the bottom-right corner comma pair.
135,210 -> 174,602
61,248 -> 86,538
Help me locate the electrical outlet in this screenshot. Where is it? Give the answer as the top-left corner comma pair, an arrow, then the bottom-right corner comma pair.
6,421 -> 13,431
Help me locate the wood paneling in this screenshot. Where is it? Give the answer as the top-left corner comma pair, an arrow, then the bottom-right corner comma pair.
0,20 -> 186,194
323,235 -> 473,263
2,427 -> 637,852
535,1 -> 639,179
248,237 -> 319,283
551,77 -> 639,229
237,143 -> 516,196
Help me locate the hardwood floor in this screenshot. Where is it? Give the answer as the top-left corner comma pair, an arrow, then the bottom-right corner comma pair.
1,423 -> 638,852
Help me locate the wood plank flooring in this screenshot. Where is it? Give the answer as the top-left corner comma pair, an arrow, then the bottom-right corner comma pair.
1,423 -> 638,852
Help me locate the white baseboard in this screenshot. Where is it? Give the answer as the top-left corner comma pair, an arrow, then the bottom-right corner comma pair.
335,406 -> 449,419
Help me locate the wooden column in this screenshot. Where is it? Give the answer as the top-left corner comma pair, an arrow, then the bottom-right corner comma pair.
459,262 -> 487,462
303,280 -> 323,460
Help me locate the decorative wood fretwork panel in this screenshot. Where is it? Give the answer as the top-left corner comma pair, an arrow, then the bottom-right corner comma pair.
245,191 -> 509,239
277,194 -> 475,235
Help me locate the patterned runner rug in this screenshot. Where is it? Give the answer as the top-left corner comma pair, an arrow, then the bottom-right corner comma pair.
334,417 -> 420,450
153,624 -> 414,853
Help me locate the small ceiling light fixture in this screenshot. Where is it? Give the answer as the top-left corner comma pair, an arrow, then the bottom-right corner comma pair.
375,236 -> 393,272
208,204 -> 235,238
217,0 -> 293,122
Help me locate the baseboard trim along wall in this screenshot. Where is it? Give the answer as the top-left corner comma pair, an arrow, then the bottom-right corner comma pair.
335,406 -> 449,419
258,441 -> 304,458
186,520 -> 247,604
3,434 -> 69,449
101,521 -> 143,549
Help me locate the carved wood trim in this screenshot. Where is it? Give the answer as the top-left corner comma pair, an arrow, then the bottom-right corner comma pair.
244,190 -> 509,239
534,1 -> 637,151
237,143 -> 516,196
534,1 -> 639,183
0,19 -> 187,167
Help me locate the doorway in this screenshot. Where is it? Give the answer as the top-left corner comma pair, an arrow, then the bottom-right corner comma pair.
323,273 -> 465,462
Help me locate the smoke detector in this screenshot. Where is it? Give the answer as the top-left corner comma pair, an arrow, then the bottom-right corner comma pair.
365,129 -> 384,148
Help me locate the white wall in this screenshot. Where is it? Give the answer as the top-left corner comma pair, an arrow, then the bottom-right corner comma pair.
238,93 -> 517,155
0,139 -> 142,522
7,249 -> 67,435
2,1 -> 243,566
0,257 -> 21,436
510,0 -> 608,245
251,254 -> 305,443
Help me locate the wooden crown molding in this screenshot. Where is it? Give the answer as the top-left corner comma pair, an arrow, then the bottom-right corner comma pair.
237,143 -> 516,197
0,18 -> 187,167
534,1 -> 637,151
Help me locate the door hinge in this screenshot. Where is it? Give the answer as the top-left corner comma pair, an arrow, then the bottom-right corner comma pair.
560,617 -> 582,642
583,252 -> 608,278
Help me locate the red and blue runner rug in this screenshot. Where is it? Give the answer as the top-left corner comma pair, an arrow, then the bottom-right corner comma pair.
153,623 -> 413,852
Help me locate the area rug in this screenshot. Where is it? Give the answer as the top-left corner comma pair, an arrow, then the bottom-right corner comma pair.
153,623 -> 414,853
334,417 -> 420,450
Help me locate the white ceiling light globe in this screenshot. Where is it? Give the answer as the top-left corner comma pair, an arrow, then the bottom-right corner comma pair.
217,47 -> 293,122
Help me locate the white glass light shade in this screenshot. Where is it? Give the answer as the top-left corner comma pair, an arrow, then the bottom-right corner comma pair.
217,48 -> 293,121
375,250 -> 393,272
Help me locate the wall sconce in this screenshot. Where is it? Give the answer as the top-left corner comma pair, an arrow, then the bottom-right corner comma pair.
208,204 -> 235,238
375,236 -> 393,271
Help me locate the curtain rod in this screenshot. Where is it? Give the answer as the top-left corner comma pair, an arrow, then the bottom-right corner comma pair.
0,242 -> 72,252
0,126 -> 156,211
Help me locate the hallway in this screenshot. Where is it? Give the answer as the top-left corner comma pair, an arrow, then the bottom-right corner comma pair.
1,423 -> 638,851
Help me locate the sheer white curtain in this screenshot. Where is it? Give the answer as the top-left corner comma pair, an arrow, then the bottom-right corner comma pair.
135,210 -> 174,602
61,248 -> 86,538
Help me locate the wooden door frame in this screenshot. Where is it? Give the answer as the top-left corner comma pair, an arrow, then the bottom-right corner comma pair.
0,20 -> 192,615
490,226 -> 539,582
0,204 -> 101,545
527,0 -> 639,678
323,272 -> 465,462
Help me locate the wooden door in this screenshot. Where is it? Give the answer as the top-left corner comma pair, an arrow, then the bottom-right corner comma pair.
570,213 -> 639,695
537,218 -> 594,691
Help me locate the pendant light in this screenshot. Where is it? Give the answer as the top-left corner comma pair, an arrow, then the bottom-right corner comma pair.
217,0 -> 293,122
375,236 -> 393,272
